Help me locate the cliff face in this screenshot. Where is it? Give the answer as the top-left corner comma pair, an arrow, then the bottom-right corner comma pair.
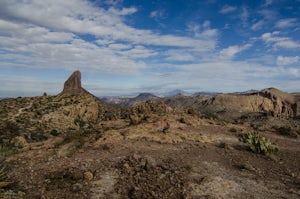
205,88 -> 299,118
62,70 -> 84,95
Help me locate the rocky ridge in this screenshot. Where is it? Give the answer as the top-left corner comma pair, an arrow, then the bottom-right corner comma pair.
0,71 -> 299,198
204,87 -> 299,118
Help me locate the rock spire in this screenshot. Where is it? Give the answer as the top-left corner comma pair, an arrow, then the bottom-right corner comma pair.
62,70 -> 84,95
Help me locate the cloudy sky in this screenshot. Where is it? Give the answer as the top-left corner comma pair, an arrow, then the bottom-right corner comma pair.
0,0 -> 299,97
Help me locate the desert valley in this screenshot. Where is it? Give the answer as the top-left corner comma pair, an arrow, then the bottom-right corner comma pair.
0,71 -> 300,198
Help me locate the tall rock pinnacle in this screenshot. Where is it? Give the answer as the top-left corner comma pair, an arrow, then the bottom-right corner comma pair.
62,70 -> 84,95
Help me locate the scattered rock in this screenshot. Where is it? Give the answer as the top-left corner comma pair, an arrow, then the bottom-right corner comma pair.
84,171 -> 93,181
72,183 -> 83,192
89,171 -> 118,199
238,163 -> 256,172
12,136 -> 28,148
115,155 -> 188,198
72,169 -> 84,180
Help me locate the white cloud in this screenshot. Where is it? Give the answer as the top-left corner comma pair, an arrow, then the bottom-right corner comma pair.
275,40 -> 300,49
219,5 -> 237,14
104,0 -> 123,6
119,45 -> 158,59
251,20 -> 265,31
276,56 -> 299,66
263,0 -> 273,7
219,44 -> 252,59
150,60 -> 284,93
258,9 -> 277,20
275,18 -> 297,28
0,0 -> 219,77
240,6 -> 249,27
0,21 -> 146,74
261,32 -> 300,49
287,68 -> 300,77
165,50 -> 195,62
0,0 -> 216,51
150,9 -> 166,19
202,20 -> 211,29
108,7 -> 137,16
96,39 -> 114,45
187,21 -> 218,41
108,43 -> 132,50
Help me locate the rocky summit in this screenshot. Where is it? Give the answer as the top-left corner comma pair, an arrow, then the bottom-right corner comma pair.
62,70 -> 85,95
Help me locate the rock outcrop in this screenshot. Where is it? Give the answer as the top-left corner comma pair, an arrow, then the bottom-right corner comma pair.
258,88 -> 297,117
204,88 -> 299,118
62,70 -> 85,95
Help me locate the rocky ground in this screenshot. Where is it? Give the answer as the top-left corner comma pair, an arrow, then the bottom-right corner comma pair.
1,111 -> 300,199
0,71 -> 299,198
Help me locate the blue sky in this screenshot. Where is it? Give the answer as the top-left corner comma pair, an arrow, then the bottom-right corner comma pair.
0,0 -> 299,97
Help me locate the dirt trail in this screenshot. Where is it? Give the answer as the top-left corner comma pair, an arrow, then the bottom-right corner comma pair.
9,101 -> 33,121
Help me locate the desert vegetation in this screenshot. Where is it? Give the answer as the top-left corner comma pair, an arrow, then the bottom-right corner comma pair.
0,72 -> 299,198
241,131 -> 278,154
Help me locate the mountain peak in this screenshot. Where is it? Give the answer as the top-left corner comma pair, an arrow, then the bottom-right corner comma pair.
62,70 -> 84,95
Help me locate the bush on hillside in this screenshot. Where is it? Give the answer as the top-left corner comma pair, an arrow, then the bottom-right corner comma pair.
0,158 -> 11,188
241,131 -> 278,154
272,125 -> 297,138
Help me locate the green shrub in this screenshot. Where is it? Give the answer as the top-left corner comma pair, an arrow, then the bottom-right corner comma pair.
32,102 -> 40,109
201,112 -> 219,120
74,118 -> 86,128
229,127 -> 237,132
30,129 -> 48,142
297,129 -> 300,135
63,130 -> 85,149
50,129 -> 60,136
272,125 -> 297,138
241,132 -> 278,154
0,158 -> 10,188
1,121 -> 20,137
0,143 -> 16,157
35,110 -> 42,117
201,112 -> 227,124
250,122 -> 264,131
178,117 -> 186,124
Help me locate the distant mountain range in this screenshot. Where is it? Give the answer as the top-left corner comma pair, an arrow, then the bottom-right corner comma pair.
192,92 -> 221,97
100,90 -> 266,106
101,90 -> 222,105
101,92 -> 159,106
230,89 -> 259,95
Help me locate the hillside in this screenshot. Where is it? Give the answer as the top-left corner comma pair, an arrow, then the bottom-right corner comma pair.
0,71 -> 299,198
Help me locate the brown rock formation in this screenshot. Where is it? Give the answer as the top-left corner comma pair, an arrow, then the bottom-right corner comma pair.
62,70 -> 84,95
258,88 -> 296,117
205,88 -> 299,118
